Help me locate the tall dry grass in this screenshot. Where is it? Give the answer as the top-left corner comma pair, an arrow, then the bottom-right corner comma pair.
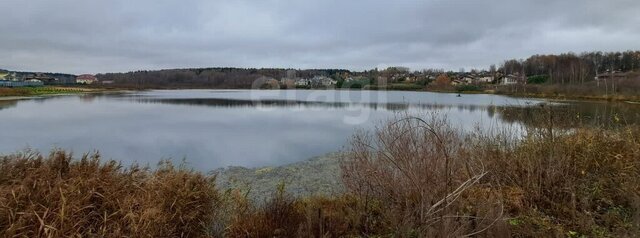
0,88 -> 30,97
341,115 -> 506,237
340,112 -> 640,237
0,150 -> 219,237
474,123 -> 640,236
495,77 -> 640,101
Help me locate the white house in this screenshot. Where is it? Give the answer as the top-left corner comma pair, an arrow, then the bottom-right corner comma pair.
501,75 -> 521,85
76,74 -> 98,84
295,78 -> 311,86
310,76 -> 337,87
478,76 -> 494,83
461,77 -> 475,84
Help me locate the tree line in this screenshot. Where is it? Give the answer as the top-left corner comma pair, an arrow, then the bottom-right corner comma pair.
501,51 -> 640,84
97,68 -> 349,89
93,51 -> 639,88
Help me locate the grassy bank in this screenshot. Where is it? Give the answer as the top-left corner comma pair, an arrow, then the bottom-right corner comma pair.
1,115 -> 639,237
0,86 -> 104,98
493,83 -> 640,103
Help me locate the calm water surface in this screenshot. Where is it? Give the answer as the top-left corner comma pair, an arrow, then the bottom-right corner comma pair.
0,90 -> 636,170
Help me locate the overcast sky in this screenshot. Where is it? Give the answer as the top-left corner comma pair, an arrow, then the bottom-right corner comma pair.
1,0 -> 639,74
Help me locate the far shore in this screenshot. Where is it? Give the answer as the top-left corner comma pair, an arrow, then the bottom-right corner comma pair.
0,86 -> 129,100
2,86 -> 639,105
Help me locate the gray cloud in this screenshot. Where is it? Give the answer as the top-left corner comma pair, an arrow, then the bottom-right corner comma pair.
0,0 -> 638,74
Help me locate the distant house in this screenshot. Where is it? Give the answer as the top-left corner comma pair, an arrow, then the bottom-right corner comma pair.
477,76 -> 494,83
451,79 -> 464,86
295,78 -> 311,87
310,76 -> 337,87
101,80 -> 115,85
595,71 -> 628,81
25,73 -> 57,84
501,75 -> 524,85
0,72 -> 18,81
76,74 -> 98,84
346,76 -> 369,83
461,76 -> 475,84
0,79 -> 43,87
404,76 -> 418,83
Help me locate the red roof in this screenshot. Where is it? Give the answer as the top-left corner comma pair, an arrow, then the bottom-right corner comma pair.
76,74 -> 97,81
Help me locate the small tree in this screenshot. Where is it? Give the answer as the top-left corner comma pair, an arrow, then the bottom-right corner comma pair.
434,74 -> 451,87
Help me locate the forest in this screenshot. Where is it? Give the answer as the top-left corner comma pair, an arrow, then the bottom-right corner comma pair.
96,68 -> 349,89
501,51 -> 640,84
93,51 -> 640,90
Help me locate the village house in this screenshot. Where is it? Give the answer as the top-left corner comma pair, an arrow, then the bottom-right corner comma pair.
404,75 -> 418,83
595,71 -> 628,81
461,76 -> 475,84
500,74 -> 524,85
451,79 -> 464,86
346,76 -> 369,83
0,72 -> 18,81
294,78 -> 311,87
310,76 -> 336,88
76,74 -> 98,84
477,76 -> 494,83
0,79 -> 44,87
25,73 -> 57,84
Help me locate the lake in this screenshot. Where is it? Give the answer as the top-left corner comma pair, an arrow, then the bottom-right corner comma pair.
0,90 -> 637,170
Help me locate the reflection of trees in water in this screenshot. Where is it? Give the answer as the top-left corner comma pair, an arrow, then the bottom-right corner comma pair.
495,103 -> 640,129
79,94 -> 98,102
133,98 -> 498,112
0,100 -> 18,111
132,98 -> 640,129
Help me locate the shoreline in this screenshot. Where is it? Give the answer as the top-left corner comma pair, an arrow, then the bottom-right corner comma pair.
0,87 -> 129,101
3,87 -> 638,106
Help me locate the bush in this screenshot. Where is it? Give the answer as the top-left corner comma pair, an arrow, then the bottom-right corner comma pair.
341,79 -> 371,89
474,124 -> 640,236
0,151 -> 220,237
341,114 -> 505,236
0,88 -> 30,96
341,113 -> 640,237
455,84 -> 482,92
295,85 -> 311,89
527,75 -> 549,84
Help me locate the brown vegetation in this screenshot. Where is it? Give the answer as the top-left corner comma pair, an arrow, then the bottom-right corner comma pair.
495,75 -> 640,101
473,123 -> 640,236
224,113 -> 640,237
1,113 -> 639,237
433,74 -> 452,87
0,87 -> 31,97
0,151 -> 219,237
341,115 -> 503,236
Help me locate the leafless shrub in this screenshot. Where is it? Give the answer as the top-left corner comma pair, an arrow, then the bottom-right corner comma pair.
341,113 -> 504,236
